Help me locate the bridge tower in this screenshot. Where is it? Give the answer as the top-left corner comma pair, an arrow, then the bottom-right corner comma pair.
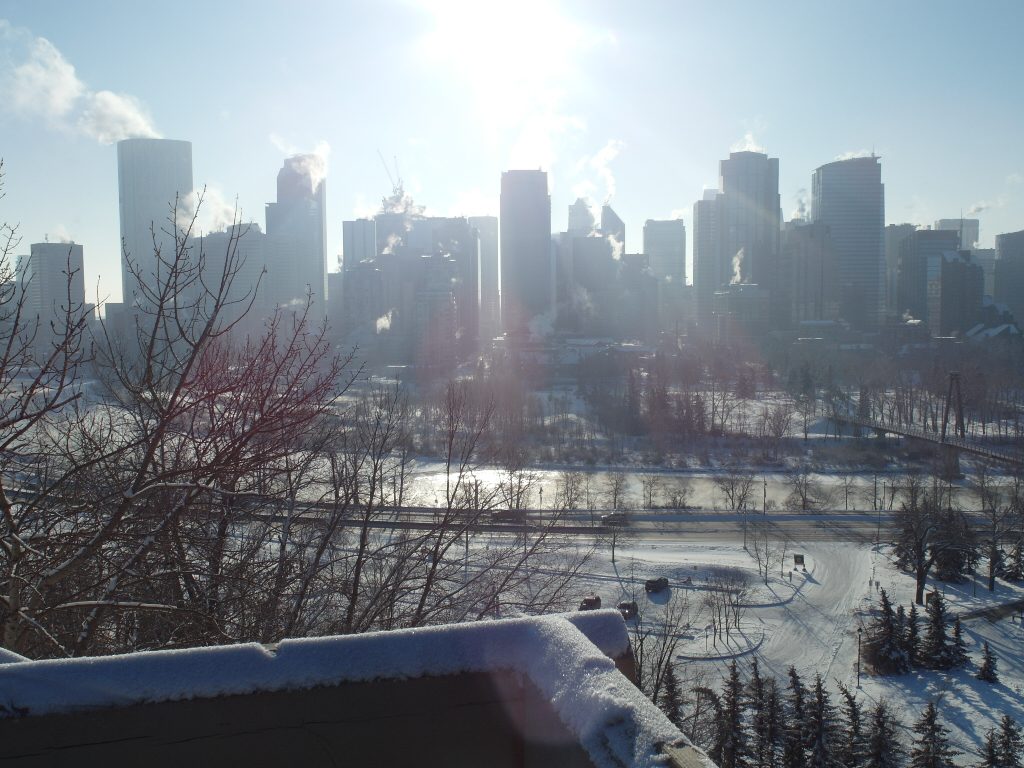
937,371 -> 965,478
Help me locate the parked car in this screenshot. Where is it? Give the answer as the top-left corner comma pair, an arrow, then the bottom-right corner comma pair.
578,595 -> 602,611
601,512 -> 628,526
617,601 -> 639,620
644,577 -> 669,594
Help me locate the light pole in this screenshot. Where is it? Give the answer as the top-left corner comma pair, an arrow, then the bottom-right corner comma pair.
857,627 -> 863,688
763,477 -> 767,515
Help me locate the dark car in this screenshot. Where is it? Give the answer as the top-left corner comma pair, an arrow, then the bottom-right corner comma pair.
644,577 -> 669,594
601,512 -> 629,526
578,594 -> 602,611
617,600 -> 639,620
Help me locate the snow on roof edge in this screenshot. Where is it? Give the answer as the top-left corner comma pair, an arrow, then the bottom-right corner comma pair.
0,611 -> 701,768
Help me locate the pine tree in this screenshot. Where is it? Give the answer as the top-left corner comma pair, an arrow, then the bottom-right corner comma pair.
783,667 -> 808,768
806,674 -> 837,768
863,700 -> 904,768
660,663 -> 684,727
763,677 -> 783,768
998,715 -> 1023,768
921,592 -> 955,669
951,616 -> 969,667
910,702 -> 957,768
835,682 -> 863,768
721,660 -> 750,768
905,602 -> 920,667
748,659 -> 771,768
977,641 -> 999,683
977,729 -> 999,768
866,589 -> 910,674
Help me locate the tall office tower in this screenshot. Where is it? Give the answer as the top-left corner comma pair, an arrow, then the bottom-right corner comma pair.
469,216 -> 500,342
117,138 -> 193,306
342,219 -> 377,271
601,205 -> 625,250
969,247 -> 996,297
994,229 -> 1024,325
884,224 -> 918,316
265,155 -> 328,319
567,198 -> 595,234
499,170 -> 551,338
811,156 -> 885,330
643,219 -> 687,283
896,229 -> 960,323
935,218 -> 980,250
930,252 -> 983,336
692,190 -> 720,325
780,220 -> 838,327
17,242 -> 86,349
718,151 -> 780,287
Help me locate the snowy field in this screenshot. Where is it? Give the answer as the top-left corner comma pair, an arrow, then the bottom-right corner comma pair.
577,536 -> 1024,762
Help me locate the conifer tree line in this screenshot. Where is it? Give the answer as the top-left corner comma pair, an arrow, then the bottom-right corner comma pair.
655,658 -> 1021,768
863,589 -> 985,677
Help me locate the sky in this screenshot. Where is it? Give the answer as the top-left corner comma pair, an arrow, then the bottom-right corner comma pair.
1,0 -> 1022,305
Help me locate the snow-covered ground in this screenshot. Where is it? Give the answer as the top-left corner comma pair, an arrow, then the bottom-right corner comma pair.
576,536 -> 1024,761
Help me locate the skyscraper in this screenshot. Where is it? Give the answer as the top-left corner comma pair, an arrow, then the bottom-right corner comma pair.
811,156 -> 885,329
643,219 -> 687,283
265,155 -> 328,319
17,242 -> 86,350
692,151 -> 780,329
117,138 -> 193,306
342,219 -> 377,271
896,229 -> 960,324
499,170 -> 551,338
469,216 -> 500,342
934,218 -> 980,250
994,229 -> 1024,325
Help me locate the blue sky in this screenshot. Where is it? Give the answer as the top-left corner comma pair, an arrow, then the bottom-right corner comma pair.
1,0 -> 1022,304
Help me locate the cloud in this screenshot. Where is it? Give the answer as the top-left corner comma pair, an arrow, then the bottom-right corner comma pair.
731,131 -> 765,153
669,209 -> 687,221
180,186 -> 243,235
790,188 -> 809,220
1006,172 -> 1023,186
375,309 -> 393,334
2,23 -> 159,143
445,186 -> 498,217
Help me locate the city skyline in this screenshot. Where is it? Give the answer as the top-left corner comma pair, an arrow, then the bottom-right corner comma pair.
1,1 -> 1023,305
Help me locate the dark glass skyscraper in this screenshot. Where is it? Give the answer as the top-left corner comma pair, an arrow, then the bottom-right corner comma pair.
499,170 -> 551,338
811,156 -> 885,330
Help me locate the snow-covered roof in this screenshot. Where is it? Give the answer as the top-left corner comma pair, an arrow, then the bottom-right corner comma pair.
0,611 -> 706,768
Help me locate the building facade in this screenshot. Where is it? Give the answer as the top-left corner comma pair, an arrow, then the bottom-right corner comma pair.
499,170 -> 551,338
811,156 -> 885,330
117,138 -> 193,307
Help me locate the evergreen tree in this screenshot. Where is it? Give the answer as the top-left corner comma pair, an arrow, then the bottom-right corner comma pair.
951,616 -> 969,667
720,660 -> 750,768
998,715 -> 1023,768
977,730 -> 999,768
977,641 -> 999,683
864,700 -> 904,768
866,589 -> 910,674
921,592 -> 955,669
835,682 -> 863,768
806,674 -> 837,768
910,702 -> 957,768
660,663 -> 684,727
783,667 -> 808,768
894,605 -> 908,660
905,602 -> 920,667
747,659 -> 771,768
696,685 -> 725,766
763,677 -> 783,768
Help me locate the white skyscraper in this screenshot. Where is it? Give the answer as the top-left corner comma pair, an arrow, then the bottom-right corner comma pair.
117,139 -> 193,306
17,242 -> 86,349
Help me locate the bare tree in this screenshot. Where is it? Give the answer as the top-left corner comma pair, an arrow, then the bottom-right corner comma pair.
641,473 -> 662,509
630,593 -> 692,702
716,469 -> 755,512
749,520 -> 783,586
604,471 -> 630,510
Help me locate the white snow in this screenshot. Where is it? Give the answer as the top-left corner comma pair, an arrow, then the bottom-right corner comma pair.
0,610 -> 703,768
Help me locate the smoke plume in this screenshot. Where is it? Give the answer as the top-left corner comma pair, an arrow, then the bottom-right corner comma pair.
730,248 -> 745,284
2,22 -> 159,143
376,310 -> 394,334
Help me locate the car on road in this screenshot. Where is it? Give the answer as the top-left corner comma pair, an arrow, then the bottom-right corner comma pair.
601,512 -> 629,526
644,577 -> 669,594
617,601 -> 638,620
578,595 -> 602,611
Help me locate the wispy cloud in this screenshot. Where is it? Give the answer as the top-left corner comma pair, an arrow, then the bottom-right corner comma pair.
835,149 -> 873,161
1,21 -> 159,143
1007,172 -> 1023,186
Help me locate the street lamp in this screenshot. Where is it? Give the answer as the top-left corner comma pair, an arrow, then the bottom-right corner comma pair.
857,627 -> 863,688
